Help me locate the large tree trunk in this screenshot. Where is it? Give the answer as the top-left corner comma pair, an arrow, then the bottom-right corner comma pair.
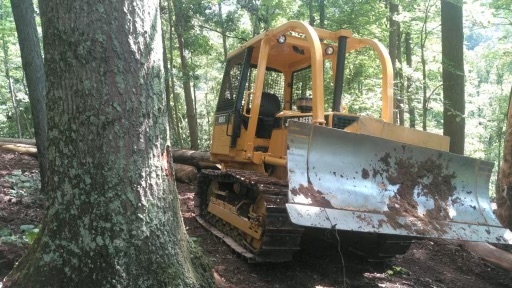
11,0 -> 48,194
2,1 -> 212,287
441,0 -> 465,154
172,0 -> 200,150
497,86 -> 512,229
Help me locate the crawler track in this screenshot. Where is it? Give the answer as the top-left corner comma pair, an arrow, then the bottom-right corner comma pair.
195,169 -> 412,262
195,169 -> 303,262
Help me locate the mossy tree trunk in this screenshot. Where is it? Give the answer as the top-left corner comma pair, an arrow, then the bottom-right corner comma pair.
2,1 -> 212,287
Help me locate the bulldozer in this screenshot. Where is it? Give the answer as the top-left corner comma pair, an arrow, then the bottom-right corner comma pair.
194,21 -> 512,262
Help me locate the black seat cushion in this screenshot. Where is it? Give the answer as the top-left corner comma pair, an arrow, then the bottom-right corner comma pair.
241,92 -> 281,139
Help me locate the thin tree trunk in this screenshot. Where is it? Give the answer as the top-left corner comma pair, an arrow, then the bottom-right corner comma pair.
218,1 -> 228,59
3,1 -> 212,286
420,1 -> 433,131
160,4 -> 177,144
388,1 -> 399,124
192,58 -> 197,121
405,32 -> 415,128
441,0 -> 465,154
167,0 -> 184,148
319,0 -> 325,28
308,0 -> 314,26
7,78 -> 22,138
11,0 -> 48,193
397,23 -> 404,126
2,32 -> 22,138
205,92 -> 211,142
172,0 -> 199,150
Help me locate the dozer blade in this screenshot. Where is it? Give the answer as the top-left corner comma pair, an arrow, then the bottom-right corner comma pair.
286,121 -> 512,244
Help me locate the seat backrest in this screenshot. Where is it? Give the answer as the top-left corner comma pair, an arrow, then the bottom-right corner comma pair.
254,92 -> 281,139
259,92 -> 281,118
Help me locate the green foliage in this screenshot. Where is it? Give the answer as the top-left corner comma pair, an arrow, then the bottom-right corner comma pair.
385,266 -> 410,277
0,224 -> 39,245
20,224 -> 40,244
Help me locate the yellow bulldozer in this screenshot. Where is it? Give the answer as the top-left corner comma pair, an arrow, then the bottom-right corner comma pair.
194,21 -> 512,262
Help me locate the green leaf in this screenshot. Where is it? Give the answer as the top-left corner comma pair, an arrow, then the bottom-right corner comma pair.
24,228 -> 40,244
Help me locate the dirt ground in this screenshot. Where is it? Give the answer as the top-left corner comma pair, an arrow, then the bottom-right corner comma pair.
1,149 -> 512,287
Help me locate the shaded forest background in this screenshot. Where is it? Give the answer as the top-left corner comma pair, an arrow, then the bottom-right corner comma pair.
0,0 -> 510,191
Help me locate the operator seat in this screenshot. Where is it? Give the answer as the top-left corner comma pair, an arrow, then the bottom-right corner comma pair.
256,92 -> 281,139
241,92 -> 281,139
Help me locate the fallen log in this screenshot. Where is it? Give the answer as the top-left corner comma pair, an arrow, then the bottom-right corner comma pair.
0,137 -> 36,146
0,144 -> 38,157
171,149 -> 218,170
174,163 -> 198,184
461,242 -> 512,272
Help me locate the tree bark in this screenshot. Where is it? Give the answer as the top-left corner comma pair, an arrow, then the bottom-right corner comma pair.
172,0 -> 200,150
11,0 -> 48,194
2,1 -> 212,287
497,86 -> 512,229
441,0 -> 465,155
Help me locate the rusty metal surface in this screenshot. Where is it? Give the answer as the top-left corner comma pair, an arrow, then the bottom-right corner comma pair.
286,121 -> 512,244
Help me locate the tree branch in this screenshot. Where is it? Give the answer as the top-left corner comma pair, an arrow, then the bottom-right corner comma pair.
197,24 -> 248,42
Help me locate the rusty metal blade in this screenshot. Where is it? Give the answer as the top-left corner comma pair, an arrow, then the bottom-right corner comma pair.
286,121 -> 512,244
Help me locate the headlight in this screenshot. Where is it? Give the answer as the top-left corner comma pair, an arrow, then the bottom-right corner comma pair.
325,46 -> 335,55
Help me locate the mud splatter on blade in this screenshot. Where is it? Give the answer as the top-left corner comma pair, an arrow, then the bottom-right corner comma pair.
286,120 -> 512,244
